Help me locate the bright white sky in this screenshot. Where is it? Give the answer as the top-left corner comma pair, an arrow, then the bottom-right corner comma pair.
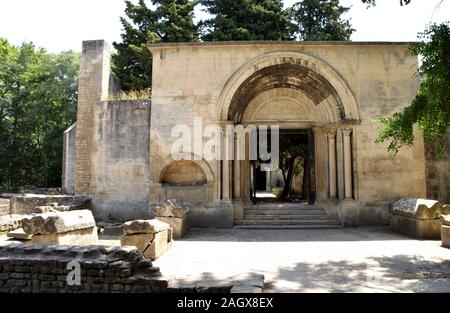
0,0 -> 448,52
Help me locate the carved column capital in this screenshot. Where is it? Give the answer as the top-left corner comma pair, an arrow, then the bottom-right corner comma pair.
342,128 -> 353,137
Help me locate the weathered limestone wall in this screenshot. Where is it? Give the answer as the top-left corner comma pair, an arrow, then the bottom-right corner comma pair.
0,199 -> 9,216
425,128 -> 450,204
149,42 -> 427,226
62,123 -> 77,194
0,243 -> 167,293
92,100 -> 151,221
74,40 -> 151,222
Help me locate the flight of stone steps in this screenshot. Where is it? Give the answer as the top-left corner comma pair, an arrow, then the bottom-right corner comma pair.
234,202 -> 341,229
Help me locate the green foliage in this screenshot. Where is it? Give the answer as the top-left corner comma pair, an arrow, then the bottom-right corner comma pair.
376,22 -> 450,156
0,38 -> 79,191
110,89 -> 152,100
278,135 -> 308,198
361,0 -> 411,6
290,0 -> 354,41
112,0 -> 198,91
199,0 -> 294,41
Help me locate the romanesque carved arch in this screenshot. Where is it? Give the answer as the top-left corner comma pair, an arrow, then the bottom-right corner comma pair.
217,51 -> 360,123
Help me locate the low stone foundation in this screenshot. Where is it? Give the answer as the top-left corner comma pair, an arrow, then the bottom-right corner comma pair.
0,243 -> 167,293
9,195 -> 91,215
0,243 -> 264,293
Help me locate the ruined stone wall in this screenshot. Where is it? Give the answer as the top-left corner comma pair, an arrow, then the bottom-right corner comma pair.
73,40 -> 150,222
0,199 -> 9,216
425,128 -> 450,204
62,123 -> 77,194
91,100 -> 151,221
0,243 -> 167,293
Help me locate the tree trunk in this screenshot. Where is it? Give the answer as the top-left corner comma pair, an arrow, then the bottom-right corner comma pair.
282,156 -> 297,199
301,150 -> 309,201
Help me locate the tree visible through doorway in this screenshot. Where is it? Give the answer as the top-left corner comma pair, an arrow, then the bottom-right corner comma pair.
279,134 -> 309,200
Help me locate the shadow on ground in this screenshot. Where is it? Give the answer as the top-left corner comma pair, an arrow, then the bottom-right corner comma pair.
269,254 -> 450,292
178,227 -> 417,242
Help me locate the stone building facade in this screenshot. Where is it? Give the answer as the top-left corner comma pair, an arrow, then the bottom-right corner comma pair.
63,40 -> 449,227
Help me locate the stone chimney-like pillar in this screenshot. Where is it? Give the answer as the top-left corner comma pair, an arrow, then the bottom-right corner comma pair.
75,40 -> 113,196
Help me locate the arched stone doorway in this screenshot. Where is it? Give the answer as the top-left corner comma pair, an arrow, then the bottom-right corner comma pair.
216,52 -> 360,221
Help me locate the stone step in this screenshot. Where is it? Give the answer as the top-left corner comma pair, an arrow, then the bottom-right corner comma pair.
244,214 -> 329,221
234,219 -> 340,226
250,203 -> 323,210
244,209 -> 326,215
234,224 -> 342,230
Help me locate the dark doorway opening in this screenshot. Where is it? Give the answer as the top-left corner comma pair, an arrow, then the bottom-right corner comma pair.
251,129 -> 315,205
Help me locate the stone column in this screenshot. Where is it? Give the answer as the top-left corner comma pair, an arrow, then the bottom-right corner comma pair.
233,137 -> 241,198
342,128 -> 353,199
327,129 -> 337,199
220,122 -> 233,200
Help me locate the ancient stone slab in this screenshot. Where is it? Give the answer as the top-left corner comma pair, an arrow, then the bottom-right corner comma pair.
7,228 -> 32,240
122,219 -> 170,235
156,215 -> 190,239
21,210 -> 96,235
155,199 -> 190,218
440,213 -> 450,226
441,225 -> 450,249
392,198 -> 449,220
29,226 -> 98,245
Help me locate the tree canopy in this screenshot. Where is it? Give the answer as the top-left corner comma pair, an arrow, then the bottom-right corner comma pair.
290,0 -> 354,41
199,0 -> 294,41
112,0 -> 198,91
0,39 -> 79,191
376,22 -> 450,156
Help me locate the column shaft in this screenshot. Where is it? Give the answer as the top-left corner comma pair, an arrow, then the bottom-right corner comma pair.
342,128 -> 353,199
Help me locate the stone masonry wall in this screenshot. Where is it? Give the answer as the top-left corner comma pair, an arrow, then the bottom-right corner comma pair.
62,123 -> 77,194
75,40 -> 113,196
0,243 -> 168,293
91,100 -> 151,221
425,128 -> 450,204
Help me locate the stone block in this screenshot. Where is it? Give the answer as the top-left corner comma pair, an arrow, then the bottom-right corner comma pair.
156,215 -> 190,239
122,219 -> 170,235
21,210 -> 96,235
155,199 -> 189,218
121,233 -> 155,252
441,225 -> 450,249
338,200 -> 358,227
121,229 -> 172,261
146,229 -> 171,260
29,227 -> 98,245
391,215 -> 441,239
